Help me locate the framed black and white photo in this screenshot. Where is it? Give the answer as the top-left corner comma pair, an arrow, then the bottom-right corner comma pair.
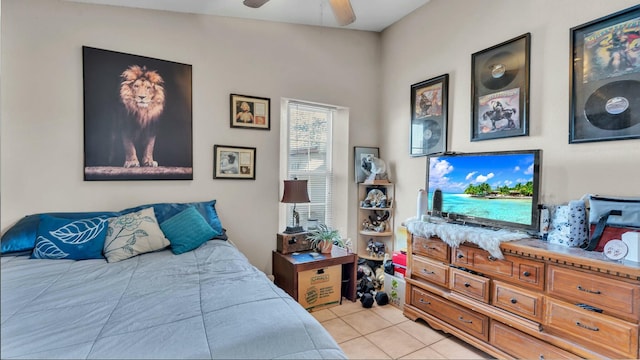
354,146 -> 379,183
83,46 -> 193,181
410,74 -> 449,156
214,145 -> 256,180
230,94 -> 270,130
569,5 -> 640,143
471,33 -> 530,141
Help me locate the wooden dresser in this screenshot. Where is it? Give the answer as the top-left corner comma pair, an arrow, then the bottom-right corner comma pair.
404,234 -> 640,359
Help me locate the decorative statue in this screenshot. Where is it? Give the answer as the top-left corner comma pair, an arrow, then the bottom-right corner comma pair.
361,154 -> 388,182
360,189 -> 387,208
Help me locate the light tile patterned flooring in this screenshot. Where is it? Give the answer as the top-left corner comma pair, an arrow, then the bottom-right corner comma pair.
312,300 -> 494,360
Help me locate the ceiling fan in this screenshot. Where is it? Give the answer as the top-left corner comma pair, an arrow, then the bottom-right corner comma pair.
242,0 -> 356,26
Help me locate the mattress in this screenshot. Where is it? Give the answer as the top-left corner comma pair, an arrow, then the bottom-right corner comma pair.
0,240 -> 346,359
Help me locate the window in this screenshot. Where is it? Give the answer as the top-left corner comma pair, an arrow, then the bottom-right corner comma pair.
283,100 -> 334,229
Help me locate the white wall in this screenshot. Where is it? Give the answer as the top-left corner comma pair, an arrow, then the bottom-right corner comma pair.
0,0 -> 380,272
380,0 -> 640,249
3,0 -> 640,270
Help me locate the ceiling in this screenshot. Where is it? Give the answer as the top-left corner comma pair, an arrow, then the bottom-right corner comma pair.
65,0 -> 430,32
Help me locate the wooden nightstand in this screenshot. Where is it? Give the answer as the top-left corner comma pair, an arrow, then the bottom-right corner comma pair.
272,250 -> 358,308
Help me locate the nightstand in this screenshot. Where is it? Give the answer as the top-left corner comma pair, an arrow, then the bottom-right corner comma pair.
272,250 -> 358,309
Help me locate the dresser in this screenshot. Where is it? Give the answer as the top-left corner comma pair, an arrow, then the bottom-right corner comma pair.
404,234 -> 640,359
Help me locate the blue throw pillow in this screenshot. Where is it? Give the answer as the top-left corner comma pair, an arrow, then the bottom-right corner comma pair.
122,200 -> 224,238
160,206 -> 217,255
1,211 -> 120,255
31,215 -> 110,260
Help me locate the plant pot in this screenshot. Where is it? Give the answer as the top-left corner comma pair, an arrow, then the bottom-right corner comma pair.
319,241 -> 333,254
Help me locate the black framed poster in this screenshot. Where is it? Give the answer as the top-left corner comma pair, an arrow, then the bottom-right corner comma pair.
410,74 -> 449,156
471,33 -> 530,141
569,5 -> 640,143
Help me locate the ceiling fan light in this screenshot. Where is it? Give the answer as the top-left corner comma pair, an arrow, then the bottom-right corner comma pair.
329,0 -> 356,26
243,0 -> 270,8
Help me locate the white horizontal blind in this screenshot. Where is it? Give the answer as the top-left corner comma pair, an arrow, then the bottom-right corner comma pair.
286,101 -> 334,229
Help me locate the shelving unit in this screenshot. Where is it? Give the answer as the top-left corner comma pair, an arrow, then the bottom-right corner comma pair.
357,182 -> 394,260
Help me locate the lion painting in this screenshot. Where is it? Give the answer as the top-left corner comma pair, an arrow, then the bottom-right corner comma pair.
119,65 -> 165,168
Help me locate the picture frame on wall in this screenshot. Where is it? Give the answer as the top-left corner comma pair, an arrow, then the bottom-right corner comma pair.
82,46 -> 193,181
354,146 -> 379,183
569,5 -> 640,143
410,74 -> 449,157
230,94 -> 270,130
213,145 -> 256,180
471,33 -> 530,141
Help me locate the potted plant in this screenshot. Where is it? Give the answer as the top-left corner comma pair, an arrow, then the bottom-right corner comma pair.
308,223 -> 342,254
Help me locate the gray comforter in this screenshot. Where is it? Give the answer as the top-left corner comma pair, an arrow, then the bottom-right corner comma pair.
1,240 -> 346,359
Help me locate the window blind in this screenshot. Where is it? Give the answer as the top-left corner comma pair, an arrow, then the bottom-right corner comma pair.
285,101 -> 334,229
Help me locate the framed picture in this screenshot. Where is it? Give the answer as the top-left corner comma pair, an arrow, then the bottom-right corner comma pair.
354,146 -> 379,183
213,145 -> 256,180
83,46 -> 193,180
569,5 -> 640,143
410,74 -> 449,156
230,94 -> 270,130
471,33 -> 530,141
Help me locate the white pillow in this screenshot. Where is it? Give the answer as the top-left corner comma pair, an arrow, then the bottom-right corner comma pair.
103,207 -> 169,263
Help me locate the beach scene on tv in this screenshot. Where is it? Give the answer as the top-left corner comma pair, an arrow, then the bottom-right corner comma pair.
428,153 -> 536,226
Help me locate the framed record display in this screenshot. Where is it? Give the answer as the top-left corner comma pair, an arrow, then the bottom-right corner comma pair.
471,33 -> 530,141
410,74 -> 449,156
569,5 -> 640,143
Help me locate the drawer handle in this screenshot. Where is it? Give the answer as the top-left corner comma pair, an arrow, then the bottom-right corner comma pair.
458,316 -> 473,324
421,269 -> 435,275
523,271 -> 531,277
577,285 -> 601,295
419,298 -> 431,305
457,253 -> 464,259
464,282 -> 471,288
422,244 -> 438,250
575,321 -> 599,332
510,298 -> 517,304
487,255 -> 497,261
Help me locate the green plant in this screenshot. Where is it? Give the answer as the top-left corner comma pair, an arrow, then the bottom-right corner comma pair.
307,223 -> 342,250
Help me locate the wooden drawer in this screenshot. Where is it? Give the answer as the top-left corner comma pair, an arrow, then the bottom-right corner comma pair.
490,321 -> 577,359
411,255 -> 449,288
449,267 -> 490,303
413,236 -> 449,262
452,246 -> 470,265
454,245 -> 544,290
492,280 -> 544,322
547,264 -> 640,321
545,298 -> 639,359
411,287 -> 489,341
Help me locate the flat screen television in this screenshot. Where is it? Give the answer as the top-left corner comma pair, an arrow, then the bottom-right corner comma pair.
426,149 -> 542,233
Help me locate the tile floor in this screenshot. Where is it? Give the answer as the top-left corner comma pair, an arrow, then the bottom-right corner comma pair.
312,300 -> 494,360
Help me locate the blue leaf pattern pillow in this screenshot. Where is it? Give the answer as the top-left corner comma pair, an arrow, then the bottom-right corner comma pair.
31,215 -> 109,260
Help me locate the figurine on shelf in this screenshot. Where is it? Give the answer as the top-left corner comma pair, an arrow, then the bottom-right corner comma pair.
361,188 -> 387,208
361,154 -> 388,183
366,238 -> 385,258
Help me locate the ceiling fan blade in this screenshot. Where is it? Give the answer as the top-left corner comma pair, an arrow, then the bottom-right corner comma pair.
329,0 -> 356,26
243,0 -> 270,8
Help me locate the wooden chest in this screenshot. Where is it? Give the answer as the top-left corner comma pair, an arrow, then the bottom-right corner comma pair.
277,232 -> 312,254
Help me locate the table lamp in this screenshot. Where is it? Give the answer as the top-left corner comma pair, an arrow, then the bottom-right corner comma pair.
281,178 -> 310,234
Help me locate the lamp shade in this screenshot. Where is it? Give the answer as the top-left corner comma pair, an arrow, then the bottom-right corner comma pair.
281,179 -> 310,203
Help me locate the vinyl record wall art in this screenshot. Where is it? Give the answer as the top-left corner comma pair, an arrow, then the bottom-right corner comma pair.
569,5 -> 640,143
410,74 -> 449,156
471,33 -> 530,141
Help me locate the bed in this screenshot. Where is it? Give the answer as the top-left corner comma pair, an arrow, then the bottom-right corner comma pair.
0,201 -> 346,359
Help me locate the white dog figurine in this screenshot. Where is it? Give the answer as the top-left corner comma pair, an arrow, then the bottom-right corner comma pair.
361,155 -> 388,182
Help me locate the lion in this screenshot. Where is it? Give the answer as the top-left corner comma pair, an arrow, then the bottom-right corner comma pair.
119,65 -> 165,168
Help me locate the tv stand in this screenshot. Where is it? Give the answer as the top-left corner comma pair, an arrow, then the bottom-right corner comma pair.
404,233 -> 640,359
